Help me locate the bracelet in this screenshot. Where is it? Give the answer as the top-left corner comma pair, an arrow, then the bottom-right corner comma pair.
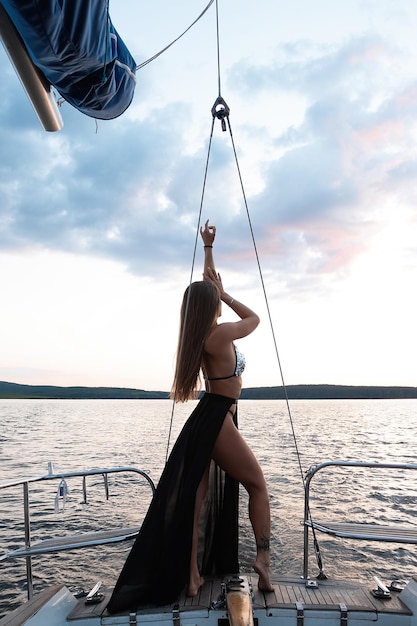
229,298 -> 234,305
204,245 -> 213,248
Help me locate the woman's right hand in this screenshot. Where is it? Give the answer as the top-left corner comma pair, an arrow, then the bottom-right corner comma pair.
203,267 -> 225,298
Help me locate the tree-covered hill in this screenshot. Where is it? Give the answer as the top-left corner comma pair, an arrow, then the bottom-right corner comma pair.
1,381 -> 416,400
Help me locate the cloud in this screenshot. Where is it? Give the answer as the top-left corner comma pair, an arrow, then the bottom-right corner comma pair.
1,29 -> 417,295
1,75 -> 194,261
230,34 -> 395,97
210,33 -> 417,294
0,55 -> 248,276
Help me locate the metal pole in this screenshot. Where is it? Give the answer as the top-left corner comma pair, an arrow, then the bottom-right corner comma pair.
0,3 -> 63,131
23,482 -> 33,599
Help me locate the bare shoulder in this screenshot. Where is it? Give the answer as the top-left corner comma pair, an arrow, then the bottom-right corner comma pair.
205,323 -> 235,354
206,321 -> 249,353
209,316 -> 258,345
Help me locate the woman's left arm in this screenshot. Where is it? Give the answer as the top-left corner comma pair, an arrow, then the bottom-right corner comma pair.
200,219 -> 216,277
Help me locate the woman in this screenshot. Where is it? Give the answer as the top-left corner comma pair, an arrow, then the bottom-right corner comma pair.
107,221 -> 272,614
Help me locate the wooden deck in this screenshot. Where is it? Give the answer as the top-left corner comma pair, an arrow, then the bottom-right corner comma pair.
66,575 -> 413,622
258,576 -> 412,615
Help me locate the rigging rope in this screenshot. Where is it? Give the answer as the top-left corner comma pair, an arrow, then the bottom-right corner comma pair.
165,0 -> 304,474
136,0 -> 215,71
164,113 -> 217,464
163,0 -> 326,579
214,0 -> 222,97
224,111 -> 327,579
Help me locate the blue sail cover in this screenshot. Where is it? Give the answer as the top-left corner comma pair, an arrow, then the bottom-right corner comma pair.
1,0 -> 137,119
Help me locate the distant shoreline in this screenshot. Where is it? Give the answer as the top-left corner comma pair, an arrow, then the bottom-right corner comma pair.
1,381 -> 417,400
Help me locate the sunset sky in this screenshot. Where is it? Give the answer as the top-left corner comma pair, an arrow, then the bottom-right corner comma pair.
1,0 -> 416,391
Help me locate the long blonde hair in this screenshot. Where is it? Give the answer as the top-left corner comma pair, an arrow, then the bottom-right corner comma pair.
171,281 -> 220,402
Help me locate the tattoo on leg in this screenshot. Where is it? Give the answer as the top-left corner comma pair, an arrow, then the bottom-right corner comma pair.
256,536 -> 270,551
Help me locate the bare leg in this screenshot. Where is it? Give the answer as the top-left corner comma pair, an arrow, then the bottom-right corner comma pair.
211,409 -> 274,592
188,465 -> 209,596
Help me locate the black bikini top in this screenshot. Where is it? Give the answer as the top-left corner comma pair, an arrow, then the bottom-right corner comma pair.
205,344 -> 246,381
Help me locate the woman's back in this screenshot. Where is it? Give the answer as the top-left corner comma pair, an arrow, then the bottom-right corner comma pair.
203,325 -> 246,400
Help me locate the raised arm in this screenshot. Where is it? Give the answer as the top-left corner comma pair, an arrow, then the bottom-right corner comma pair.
200,219 -> 216,277
200,220 -> 259,340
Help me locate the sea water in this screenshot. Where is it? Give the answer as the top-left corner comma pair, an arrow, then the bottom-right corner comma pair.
1,398 -> 417,616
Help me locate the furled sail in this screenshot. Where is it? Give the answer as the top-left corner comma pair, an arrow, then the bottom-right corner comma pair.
0,0 -> 137,120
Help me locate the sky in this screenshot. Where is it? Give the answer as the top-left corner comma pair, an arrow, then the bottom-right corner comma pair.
1,0 -> 417,391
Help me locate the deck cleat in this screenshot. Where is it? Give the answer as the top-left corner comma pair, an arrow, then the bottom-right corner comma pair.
371,576 -> 392,599
85,581 -> 104,604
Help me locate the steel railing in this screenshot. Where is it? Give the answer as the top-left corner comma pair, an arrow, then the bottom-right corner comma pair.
0,465 -> 155,599
303,460 -> 417,579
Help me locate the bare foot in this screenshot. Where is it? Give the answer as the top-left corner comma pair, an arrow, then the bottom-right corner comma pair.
187,576 -> 205,597
253,560 -> 274,592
